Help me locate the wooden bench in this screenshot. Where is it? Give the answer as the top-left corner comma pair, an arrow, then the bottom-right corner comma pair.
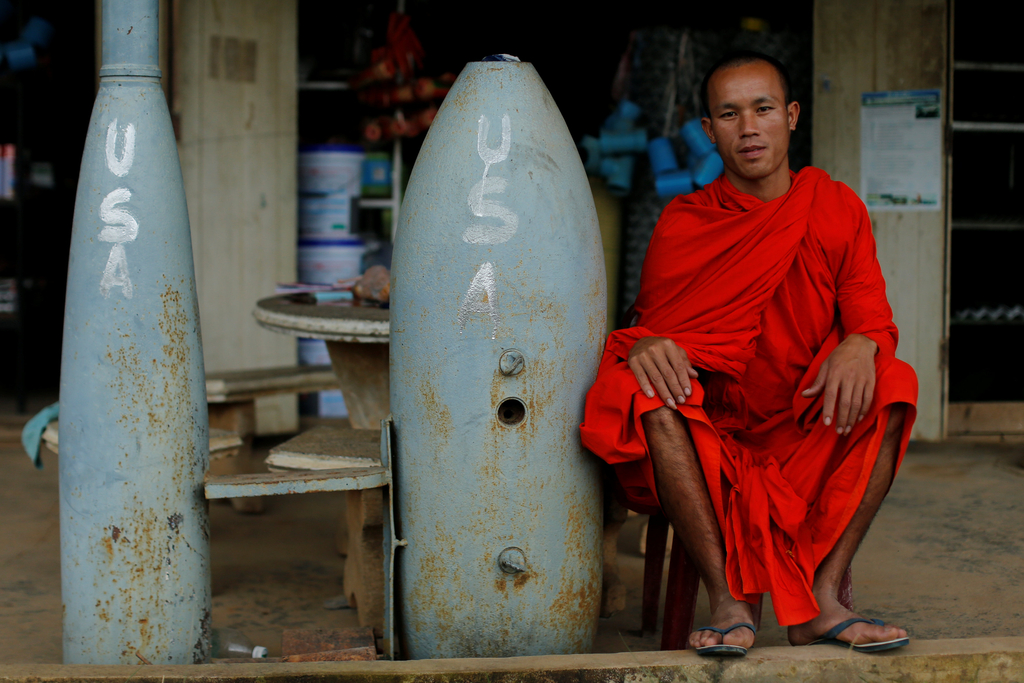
204,424 -> 389,634
205,364 -> 340,512
264,425 -> 386,632
41,421 -> 243,461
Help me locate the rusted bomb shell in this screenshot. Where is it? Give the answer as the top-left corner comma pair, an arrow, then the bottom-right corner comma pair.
390,57 -> 606,659
58,0 -> 210,664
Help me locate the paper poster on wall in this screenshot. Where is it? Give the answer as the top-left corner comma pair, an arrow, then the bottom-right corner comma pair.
860,89 -> 942,211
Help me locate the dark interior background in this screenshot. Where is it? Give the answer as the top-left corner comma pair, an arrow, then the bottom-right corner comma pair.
298,1 -> 813,143
0,0 -> 812,403
947,1 -> 1024,401
8,1 -> 1014,406
0,0 -> 95,398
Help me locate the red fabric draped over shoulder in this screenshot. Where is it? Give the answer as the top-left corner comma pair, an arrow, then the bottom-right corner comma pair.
581,168 -> 918,626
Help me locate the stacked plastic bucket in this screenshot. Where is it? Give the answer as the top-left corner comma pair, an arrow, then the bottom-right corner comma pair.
648,118 -> 724,197
297,144 -> 368,417
578,100 -> 648,196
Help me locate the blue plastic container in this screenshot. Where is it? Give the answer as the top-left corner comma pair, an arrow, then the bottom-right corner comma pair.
680,118 -> 716,159
4,41 -> 36,71
655,169 -> 694,198
21,16 -> 55,47
693,151 -> 724,188
647,137 -> 679,176
361,152 -> 392,197
600,155 -> 635,196
602,100 -> 642,132
599,129 -> 647,155
579,135 -> 603,175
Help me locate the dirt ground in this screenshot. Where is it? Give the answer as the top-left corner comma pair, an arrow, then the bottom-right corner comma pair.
2,414 -> 1023,663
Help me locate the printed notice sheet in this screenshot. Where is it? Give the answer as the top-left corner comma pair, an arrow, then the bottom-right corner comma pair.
860,89 -> 942,211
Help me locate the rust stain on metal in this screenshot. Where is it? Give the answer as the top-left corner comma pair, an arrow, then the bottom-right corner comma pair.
194,608 -> 211,664
417,377 -> 453,445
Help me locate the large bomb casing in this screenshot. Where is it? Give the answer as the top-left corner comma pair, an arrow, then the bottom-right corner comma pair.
58,0 -> 210,664
390,60 -> 606,659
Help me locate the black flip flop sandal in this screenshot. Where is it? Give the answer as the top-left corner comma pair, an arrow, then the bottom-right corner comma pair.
810,617 -> 910,653
694,622 -> 756,656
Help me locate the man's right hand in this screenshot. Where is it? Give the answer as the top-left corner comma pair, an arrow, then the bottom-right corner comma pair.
627,336 -> 699,409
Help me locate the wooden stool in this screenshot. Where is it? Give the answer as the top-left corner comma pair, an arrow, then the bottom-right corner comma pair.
41,421 -> 243,461
265,425 -> 385,632
640,510 -> 854,649
205,364 -> 340,512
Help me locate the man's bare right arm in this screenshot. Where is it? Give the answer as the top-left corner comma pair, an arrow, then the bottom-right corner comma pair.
627,337 -> 699,409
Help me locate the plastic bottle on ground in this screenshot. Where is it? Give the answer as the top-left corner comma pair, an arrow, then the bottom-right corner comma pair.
211,627 -> 268,659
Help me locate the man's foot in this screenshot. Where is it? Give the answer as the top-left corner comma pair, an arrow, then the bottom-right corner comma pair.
689,596 -> 757,650
788,593 -> 907,647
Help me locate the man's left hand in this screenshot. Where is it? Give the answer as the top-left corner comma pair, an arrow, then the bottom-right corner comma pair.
801,333 -> 878,435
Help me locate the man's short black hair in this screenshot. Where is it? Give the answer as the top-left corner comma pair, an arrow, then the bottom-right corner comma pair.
699,50 -> 793,118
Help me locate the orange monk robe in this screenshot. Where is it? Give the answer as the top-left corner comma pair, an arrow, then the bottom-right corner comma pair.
580,167 -> 918,626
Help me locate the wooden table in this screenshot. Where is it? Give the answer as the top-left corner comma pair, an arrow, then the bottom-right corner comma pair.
253,295 -> 391,630
254,295 -> 391,430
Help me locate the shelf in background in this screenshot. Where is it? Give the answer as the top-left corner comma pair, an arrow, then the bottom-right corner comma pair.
298,81 -> 351,91
951,320 -> 1024,326
952,217 -> 1024,230
951,305 -> 1024,326
954,61 -> 1024,73
358,198 -> 397,210
951,121 -> 1024,133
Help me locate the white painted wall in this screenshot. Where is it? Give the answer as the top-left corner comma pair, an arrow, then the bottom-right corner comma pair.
813,0 -> 948,440
174,0 -> 299,434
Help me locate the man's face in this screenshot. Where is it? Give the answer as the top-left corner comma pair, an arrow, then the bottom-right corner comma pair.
701,61 -> 800,182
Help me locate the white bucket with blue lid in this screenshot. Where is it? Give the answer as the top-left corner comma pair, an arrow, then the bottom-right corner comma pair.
298,144 -> 365,196
300,193 -> 354,236
297,237 -> 367,285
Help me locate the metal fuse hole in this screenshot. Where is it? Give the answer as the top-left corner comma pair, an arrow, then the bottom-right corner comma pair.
498,547 -> 528,574
497,398 -> 526,426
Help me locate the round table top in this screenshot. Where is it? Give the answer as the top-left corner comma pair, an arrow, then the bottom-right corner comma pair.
254,295 -> 390,343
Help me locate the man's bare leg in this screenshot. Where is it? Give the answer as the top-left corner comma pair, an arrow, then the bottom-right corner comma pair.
788,404 -> 909,646
642,406 -> 755,650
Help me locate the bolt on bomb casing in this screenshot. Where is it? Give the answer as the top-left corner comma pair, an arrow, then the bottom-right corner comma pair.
59,0 -> 210,664
390,58 -> 606,659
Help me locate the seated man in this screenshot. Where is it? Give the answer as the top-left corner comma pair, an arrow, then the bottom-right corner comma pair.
581,51 -> 917,656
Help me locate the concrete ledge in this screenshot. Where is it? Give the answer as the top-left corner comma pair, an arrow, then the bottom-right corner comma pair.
3,638 -> 1023,683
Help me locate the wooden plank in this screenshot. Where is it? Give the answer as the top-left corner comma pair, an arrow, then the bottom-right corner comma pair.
206,364 -> 339,402
281,627 -> 375,656
209,428 -> 244,457
947,402 -> 1024,435
280,646 -> 377,662
41,422 -> 241,458
208,401 -> 263,512
266,426 -> 380,471
343,488 -> 385,631
204,466 -> 388,499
